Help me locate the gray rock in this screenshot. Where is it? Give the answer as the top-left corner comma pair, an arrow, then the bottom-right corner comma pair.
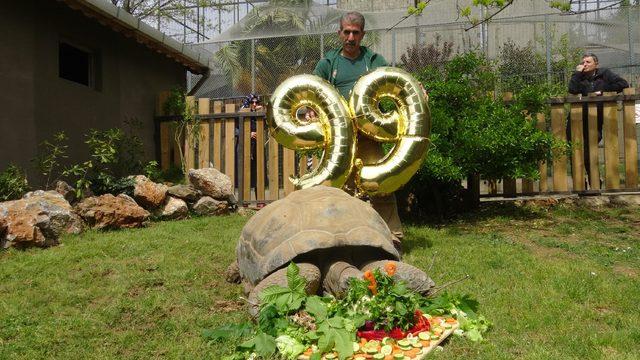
75,194 -> 150,230
167,184 -> 201,202
576,196 -> 610,207
192,196 -> 229,216
609,194 -> 640,206
157,196 -> 188,220
188,168 -> 233,200
55,180 -> 76,204
1,191 -> 83,249
132,175 -> 168,209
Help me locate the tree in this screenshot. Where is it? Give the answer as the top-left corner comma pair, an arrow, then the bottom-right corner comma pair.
109,0 -> 223,38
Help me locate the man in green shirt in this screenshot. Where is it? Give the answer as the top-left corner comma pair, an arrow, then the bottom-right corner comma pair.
312,11 -> 404,247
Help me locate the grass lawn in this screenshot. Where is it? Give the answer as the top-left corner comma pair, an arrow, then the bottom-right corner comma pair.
1,202 -> 639,359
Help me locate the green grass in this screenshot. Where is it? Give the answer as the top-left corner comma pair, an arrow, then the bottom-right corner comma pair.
1,203 -> 640,359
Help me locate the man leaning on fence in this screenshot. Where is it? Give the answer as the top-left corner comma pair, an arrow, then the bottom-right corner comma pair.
567,53 -> 628,187
310,11 -> 404,248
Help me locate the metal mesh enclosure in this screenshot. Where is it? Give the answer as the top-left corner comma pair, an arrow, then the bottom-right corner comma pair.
188,4 -> 640,99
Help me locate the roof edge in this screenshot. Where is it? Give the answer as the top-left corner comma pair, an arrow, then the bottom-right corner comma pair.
59,0 -> 211,74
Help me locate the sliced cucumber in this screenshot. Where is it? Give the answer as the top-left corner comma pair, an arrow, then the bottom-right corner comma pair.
353,342 -> 360,352
373,354 -> 385,360
418,332 -> 431,341
430,335 -> 440,340
381,344 -> 393,355
393,354 -> 405,360
324,353 -> 337,359
397,339 -> 411,347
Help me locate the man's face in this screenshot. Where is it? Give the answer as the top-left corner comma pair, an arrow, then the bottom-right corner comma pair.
581,56 -> 598,72
339,21 -> 364,53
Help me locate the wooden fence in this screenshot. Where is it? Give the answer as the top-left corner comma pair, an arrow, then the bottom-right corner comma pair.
156,89 -> 640,206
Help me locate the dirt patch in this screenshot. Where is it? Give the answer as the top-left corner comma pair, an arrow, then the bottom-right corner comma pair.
613,265 -> 638,278
211,300 -> 244,313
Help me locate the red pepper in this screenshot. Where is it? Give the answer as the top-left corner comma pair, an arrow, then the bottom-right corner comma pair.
408,310 -> 430,334
357,329 -> 387,341
389,327 -> 406,339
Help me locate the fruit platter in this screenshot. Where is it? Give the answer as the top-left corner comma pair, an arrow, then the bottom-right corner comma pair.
210,262 -> 489,360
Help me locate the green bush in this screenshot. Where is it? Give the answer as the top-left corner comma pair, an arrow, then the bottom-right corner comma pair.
0,165 -> 29,201
401,52 -> 563,219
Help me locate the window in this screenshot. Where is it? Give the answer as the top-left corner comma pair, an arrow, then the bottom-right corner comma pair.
59,41 -> 99,89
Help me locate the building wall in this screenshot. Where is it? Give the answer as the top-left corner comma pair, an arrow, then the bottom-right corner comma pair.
0,0 -> 186,186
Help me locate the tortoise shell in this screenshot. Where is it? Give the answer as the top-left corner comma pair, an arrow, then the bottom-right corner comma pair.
236,186 -> 400,285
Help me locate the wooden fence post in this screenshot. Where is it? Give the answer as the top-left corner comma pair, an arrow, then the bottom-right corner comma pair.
157,91 -> 171,171
550,100 -> 568,192
212,101 -> 223,171
603,92 -> 620,190
623,88 -> 638,188
184,96 -> 196,178
256,117 -> 266,201
198,98 -> 211,169
569,96 -> 585,191
587,98 -> 600,190
536,113 -> 548,193
268,137 -> 280,200
224,103 -> 236,188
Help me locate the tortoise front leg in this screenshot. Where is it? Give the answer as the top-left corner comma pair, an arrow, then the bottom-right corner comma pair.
361,260 -> 435,295
247,262 -> 321,317
322,261 -> 363,298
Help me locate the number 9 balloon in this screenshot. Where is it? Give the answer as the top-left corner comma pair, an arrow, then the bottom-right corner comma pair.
266,67 -> 430,196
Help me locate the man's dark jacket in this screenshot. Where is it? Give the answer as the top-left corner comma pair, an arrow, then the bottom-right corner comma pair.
568,67 -> 628,95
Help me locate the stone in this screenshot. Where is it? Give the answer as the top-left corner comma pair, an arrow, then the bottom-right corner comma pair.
0,190 -> 83,249
576,196 -> 610,207
192,196 -> 229,216
132,175 -> 168,209
166,184 -> 201,202
237,207 -> 256,217
157,196 -> 188,220
74,194 -> 150,230
118,193 -> 137,205
188,168 -> 233,200
55,180 -> 76,204
609,194 -> 640,206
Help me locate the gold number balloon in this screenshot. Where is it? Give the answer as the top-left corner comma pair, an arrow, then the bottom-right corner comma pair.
267,74 -> 356,189
267,67 -> 430,196
350,67 -> 431,196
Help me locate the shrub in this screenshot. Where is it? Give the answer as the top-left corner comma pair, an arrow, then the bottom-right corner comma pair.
32,131 -> 68,190
0,165 -> 29,201
401,52 -> 562,219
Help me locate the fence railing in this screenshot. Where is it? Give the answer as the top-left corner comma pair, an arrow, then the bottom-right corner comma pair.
156,88 -> 640,206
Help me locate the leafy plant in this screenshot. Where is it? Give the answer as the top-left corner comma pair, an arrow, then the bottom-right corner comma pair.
32,131 -> 68,190
400,34 -> 455,74
163,87 -> 200,175
0,164 -> 29,201
402,52 -> 562,218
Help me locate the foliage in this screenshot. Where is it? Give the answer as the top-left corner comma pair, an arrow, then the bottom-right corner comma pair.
400,34 -> 454,74
402,52 -> 562,218
62,128 -> 137,198
164,87 -> 199,175
211,263 -> 488,359
0,165 -> 30,201
32,132 -> 68,190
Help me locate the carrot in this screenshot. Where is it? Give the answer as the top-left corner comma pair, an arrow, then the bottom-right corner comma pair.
364,354 -> 373,359
420,340 -> 431,347
404,348 -> 421,358
303,348 -> 313,356
446,317 -> 457,323
384,356 -> 394,360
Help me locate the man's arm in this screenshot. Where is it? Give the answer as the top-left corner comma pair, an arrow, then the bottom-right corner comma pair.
313,59 -> 330,80
568,71 -> 585,95
603,69 -> 629,92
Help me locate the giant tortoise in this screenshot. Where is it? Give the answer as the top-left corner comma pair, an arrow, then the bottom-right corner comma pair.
235,186 -> 435,313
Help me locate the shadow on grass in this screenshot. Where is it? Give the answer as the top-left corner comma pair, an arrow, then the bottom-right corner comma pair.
403,201 -> 548,227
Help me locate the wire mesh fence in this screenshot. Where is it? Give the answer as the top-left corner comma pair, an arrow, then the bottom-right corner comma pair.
189,6 -> 640,100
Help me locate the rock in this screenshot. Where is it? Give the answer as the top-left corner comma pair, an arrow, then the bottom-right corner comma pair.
609,194 -> 640,206
192,196 -> 229,216
55,180 -> 76,204
157,196 -> 188,220
118,193 -> 137,205
576,196 -> 610,207
74,194 -> 150,230
237,207 -> 256,217
166,184 -> 201,202
0,190 -> 83,249
132,175 -> 168,209
188,168 -> 233,200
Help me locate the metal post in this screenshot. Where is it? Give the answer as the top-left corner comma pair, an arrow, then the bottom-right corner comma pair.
545,15 -> 552,83
628,6 -> 636,79
251,39 -> 256,93
320,33 -> 324,58
183,0 -> 186,43
391,31 -> 397,66
480,6 -> 488,56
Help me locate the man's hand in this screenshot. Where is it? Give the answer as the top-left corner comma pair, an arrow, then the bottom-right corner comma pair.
576,64 -> 585,72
